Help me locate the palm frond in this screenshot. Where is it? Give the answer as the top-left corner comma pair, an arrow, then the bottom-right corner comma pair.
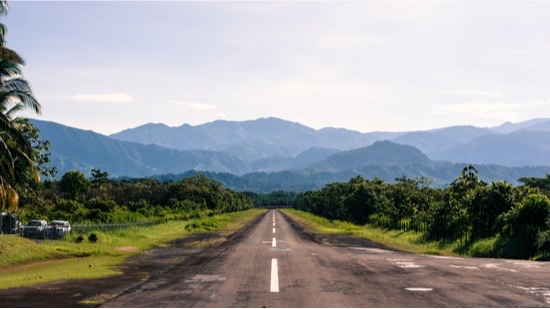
0,0 -> 8,16
0,59 -> 22,81
0,180 -> 19,213
0,48 -> 24,65
0,23 -> 6,41
0,79 -> 42,114
5,102 -> 23,117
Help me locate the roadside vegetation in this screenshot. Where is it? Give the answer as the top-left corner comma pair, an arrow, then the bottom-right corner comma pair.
293,166 -> 550,260
16,171 -> 253,224
0,208 -> 265,289
283,209 -> 471,256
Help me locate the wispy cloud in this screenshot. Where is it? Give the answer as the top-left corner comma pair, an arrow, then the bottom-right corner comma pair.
440,91 -> 506,98
167,101 -> 217,111
71,93 -> 134,103
434,102 -> 520,119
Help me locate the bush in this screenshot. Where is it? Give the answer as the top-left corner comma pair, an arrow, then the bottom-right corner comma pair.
76,235 -> 84,243
467,238 -> 496,257
494,235 -> 532,259
88,233 -> 98,243
85,197 -> 117,212
537,230 -> 550,255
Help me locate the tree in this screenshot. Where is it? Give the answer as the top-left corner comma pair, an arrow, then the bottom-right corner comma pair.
501,193 -> 550,258
428,165 -> 486,241
90,168 -> 109,194
0,0 -> 42,212
59,171 -> 88,201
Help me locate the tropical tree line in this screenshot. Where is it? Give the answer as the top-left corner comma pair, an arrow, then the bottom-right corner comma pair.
295,165 -> 550,260
243,190 -> 299,207
17,169 -> 253,224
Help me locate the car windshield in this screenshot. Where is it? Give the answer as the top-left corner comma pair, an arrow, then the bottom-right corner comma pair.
51,221 -> 67,226
28,221 -> 42,226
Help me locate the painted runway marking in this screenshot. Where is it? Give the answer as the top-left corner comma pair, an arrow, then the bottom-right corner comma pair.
350,247 -> 393,254
510,285 -> 550,304
273,228 -> 276,233
450,265 -> 479,270
387,258 -> 423,268
405,287 -> 433,292
271,258 -> 279,293
272,237 -> 277,247
481,263 -> 516,273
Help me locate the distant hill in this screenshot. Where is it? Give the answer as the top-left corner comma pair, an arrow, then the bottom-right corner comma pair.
31,119 -> 253,177
491,118 -> 550,134
309,141 -> 431,173
30,117 -> 550,192
432,131 -> 550,166
109,116 -> 550,167
391,125 -> 494,155
110,117 -> 402,158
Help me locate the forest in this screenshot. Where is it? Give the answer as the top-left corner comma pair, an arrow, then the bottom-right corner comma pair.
295,165 -> 550,260
17,169 -> 253,225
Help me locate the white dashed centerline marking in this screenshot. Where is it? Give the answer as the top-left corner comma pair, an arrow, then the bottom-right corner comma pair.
272,237 -> 277,247
273,228 -> 276,233
271,258 -> 279,293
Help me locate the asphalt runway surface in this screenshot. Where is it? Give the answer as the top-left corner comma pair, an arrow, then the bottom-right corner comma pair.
2,209 -> 550,307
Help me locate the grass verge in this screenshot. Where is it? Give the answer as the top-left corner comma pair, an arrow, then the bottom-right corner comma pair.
0,208 -> 266,290
281,209 -> 465,256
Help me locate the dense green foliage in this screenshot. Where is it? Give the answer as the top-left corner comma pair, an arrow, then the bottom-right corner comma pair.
18,170 -> 253,224
295,165 -> 550,260
243,190 -> 298,206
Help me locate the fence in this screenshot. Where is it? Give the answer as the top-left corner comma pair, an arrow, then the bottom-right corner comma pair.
71,220 -> 156,234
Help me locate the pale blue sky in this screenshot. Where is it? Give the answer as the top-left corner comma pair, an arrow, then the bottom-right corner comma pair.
5,1 -> 550,135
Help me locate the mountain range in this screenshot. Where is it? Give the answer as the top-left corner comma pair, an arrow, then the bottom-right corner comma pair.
30,117 -> 550,192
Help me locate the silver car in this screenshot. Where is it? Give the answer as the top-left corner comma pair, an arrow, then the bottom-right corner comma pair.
46,220 -> 71,239
21,220 -> 48,239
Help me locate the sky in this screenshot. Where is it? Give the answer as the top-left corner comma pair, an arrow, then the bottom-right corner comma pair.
4,1 -> 550,135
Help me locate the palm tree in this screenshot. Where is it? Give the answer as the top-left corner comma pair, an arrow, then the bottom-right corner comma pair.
0,0 -> 42,212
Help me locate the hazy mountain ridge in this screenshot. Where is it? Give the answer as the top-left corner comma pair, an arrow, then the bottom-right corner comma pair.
109,116 -> 550,167
32,120 -> 254,177
30,117 -> 550,191
110,117 -> 399,157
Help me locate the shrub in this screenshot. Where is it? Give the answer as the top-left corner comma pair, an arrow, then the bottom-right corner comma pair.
467,238 -> 496,257
76,235 -> 84,243
88,233 -> 98,243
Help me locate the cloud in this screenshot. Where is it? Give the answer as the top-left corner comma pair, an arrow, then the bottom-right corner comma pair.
432,101 -> 528,122
167,101 -> 217,111
71,93 -> 134,103
318,34 -> 384,49
440,91 -> 505,98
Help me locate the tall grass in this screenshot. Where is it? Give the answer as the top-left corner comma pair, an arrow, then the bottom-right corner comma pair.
282,209 -> 465,256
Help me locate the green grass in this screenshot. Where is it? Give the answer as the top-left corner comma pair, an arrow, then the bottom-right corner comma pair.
0,209 -> 266,290
281,209 -> 463,256
0,236 -> 59,268
0,255 -> 127,290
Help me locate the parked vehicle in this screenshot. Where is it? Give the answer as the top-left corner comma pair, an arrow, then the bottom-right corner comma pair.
46,220 -> 71,239
1,213 -> 20,235
21,220 -> 48,239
